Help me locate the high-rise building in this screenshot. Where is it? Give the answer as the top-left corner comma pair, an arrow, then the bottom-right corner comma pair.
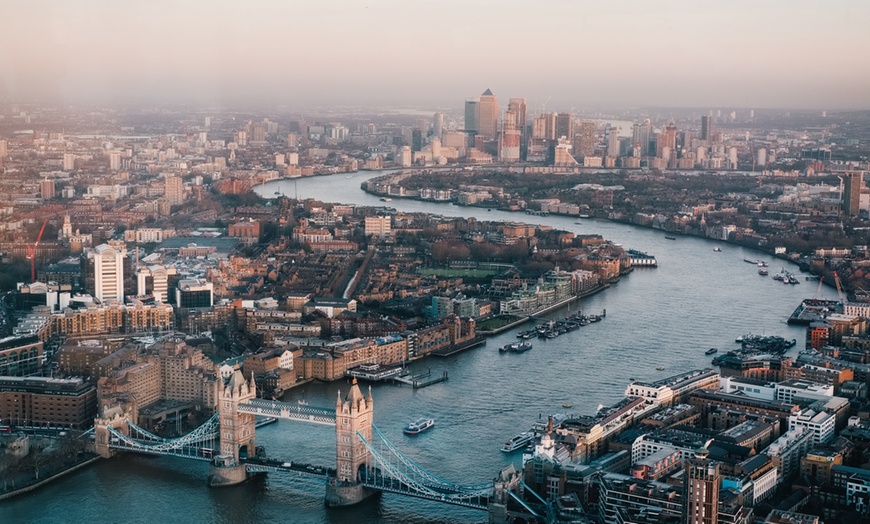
477,89 -> 498,140
683,448 -> 720,524
632,120 -> 652,156
842,171 -> 864,217
164,176 -> 184,206
204,116 -> 211,128
432,112 -> 443,141
498,110 -> 521,162
575,121 -> 596,158
108,151 -> 121,171
657,124 -> 677,158
411,129 -> 423,152
40,178 -> 55,199
91,244 -> 126,304
701,115 -> 713,143
63,153 -> 76,171
464,98 -> 479,135
507,98 -> 527,159
0,139 -> 7,158
757,148 -> 768,168
606,127 -> 620,158
555,113 -> 573,141
137,265 -> 173,303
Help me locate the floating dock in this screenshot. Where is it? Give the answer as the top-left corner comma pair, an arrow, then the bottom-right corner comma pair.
393,369 -> 448,389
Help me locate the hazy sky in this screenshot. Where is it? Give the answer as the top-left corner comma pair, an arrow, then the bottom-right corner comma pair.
1,0 -> 869,111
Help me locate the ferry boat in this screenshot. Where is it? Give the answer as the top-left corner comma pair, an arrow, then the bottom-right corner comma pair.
403,418 -> 435,435
380,197 -> 392,202
501,432 -> 534,453
758,267 -> 769,276
518,341 -> 533,351
705,348 -> 718,355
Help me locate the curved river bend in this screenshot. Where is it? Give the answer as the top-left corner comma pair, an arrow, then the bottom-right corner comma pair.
1,171 -> 837,524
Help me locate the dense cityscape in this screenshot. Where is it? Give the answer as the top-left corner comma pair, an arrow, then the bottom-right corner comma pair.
3,2 -> 870,524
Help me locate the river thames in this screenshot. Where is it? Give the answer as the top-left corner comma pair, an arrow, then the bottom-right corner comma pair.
1,171 -> 838,524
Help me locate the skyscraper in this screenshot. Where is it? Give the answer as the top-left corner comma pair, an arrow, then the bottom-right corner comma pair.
701,115 -> 713,143
40,179 -> 56,199
683,448 -> 720,524
477,89 -> 499,140
555,113 -> 574,141
464,98 -> 479,146
842,171 -> 864,217
632,121 -> 652,156
432,112 -> 444,141
507,98 -> 527,159
606,127 -> 621,158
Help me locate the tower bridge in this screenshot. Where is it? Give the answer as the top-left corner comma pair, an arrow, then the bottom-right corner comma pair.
93,370 -> 538,519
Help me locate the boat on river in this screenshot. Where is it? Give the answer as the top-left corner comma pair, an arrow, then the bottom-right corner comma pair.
403,418 -> 435,435
665,236 -> 676,240
705,348 -> 718,355
501,432 -> 534,453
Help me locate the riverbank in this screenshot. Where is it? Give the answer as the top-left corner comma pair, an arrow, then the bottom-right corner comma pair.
0,454 -> 101,500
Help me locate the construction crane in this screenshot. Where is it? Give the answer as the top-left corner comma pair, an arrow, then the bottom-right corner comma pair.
813,276 -> 825,300
833,271 -> 846,304
25,219 -> 48,283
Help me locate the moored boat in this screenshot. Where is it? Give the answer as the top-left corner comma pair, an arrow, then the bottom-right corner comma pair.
501,432 -> 534,452
403,418 -> 435,435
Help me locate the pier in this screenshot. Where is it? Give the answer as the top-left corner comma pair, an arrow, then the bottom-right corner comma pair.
393,369 -> 449,388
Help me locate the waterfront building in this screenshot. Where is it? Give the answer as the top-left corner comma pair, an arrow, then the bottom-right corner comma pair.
0,376 -> 97,429
626,369 -> 720,407
98,337 -> 220,419
596,473 -> 682,523
557,396 -> 659,464
632,426 -> 717,464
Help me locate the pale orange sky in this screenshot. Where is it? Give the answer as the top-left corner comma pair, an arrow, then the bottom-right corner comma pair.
1,0 -> 868,110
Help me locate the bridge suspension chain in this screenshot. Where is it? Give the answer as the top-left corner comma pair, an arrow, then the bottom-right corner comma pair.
369,424 -> 492,493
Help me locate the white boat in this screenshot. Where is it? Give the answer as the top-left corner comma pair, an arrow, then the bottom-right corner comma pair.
501,432 -> 534,452
403,418 -> 435,435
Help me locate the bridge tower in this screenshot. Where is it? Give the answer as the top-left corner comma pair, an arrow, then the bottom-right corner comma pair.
93,405 -> 136,459
209,370 -> 256,487
325,378 -> 376,506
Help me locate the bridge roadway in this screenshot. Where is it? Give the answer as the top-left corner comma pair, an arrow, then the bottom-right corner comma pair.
243,456 -> 335,478
237,399 -> 336,426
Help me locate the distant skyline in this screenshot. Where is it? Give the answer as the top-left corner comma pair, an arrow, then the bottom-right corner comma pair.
1,1 -> 869,111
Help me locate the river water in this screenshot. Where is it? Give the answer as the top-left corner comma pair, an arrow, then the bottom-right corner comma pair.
2,171 -> 838,524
